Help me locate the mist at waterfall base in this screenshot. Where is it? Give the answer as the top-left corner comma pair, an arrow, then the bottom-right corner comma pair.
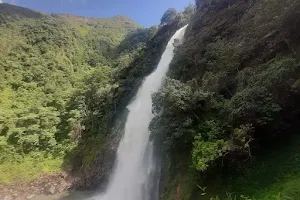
90,25 -> 188,200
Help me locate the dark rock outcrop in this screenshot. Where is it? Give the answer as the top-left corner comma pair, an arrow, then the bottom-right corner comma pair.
72,128 -> 122,190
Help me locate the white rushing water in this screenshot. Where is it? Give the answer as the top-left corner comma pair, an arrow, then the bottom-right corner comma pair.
94,25 -> 188,200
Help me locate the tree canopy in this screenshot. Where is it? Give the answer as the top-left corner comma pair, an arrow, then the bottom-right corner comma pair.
0,3 -> 143,184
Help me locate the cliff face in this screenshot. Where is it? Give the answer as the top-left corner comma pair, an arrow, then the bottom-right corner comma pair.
180,0 -> 300,81
171,0 -> 300,138
155,0 -> 300,199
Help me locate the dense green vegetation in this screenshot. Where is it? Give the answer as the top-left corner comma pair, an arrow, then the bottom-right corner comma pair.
0,3 -> 145,184
159,135 -> 300,200
2,0 -> 300,198
151,0 -> 300,199
206,136 -> 300,200
0,2 -> 194,186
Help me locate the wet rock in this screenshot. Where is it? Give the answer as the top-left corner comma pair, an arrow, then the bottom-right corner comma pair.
72,121 -> 124,190
0,172 -> 74,200
26,194 -> 35,200
4,196 -> 12,200
47,185 -> 56,195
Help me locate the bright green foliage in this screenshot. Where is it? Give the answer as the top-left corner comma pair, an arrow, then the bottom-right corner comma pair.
192,120 -> 230,171
192,138 -> 230,171
0,2 -> 186,184
0,3 -> 143,184
0,156 -> 63,184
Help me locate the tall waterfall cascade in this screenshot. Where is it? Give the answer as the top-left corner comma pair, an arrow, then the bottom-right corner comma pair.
94,25 -> 188,200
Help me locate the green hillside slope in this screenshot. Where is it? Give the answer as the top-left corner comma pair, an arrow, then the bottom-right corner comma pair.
0,3 -> 141,184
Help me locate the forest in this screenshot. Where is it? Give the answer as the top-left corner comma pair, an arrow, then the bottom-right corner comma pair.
1,0 -> 300,199
0,2 -> 147,183
0,2 -> 193,187
151,0 -> 300,199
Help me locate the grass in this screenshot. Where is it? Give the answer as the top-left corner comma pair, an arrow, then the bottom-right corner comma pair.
0,156 -> 63,184
202,135 -> 300,200
161,135 -> 300,200
0,134 -> 106,185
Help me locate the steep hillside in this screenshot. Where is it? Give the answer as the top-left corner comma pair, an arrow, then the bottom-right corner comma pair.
152,0 -> 300,199
0,2 -> 142,186
0,3 -> 196,199
73,6 -> 195,190
0,3 -> 44,24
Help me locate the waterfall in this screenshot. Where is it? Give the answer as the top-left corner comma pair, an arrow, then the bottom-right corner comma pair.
93,25 -> 188,200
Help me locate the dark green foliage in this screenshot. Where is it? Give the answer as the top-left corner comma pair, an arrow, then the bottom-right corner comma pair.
153,0 -> 300,199
117,26 -> 158,54
114,16 -> 187,113
198,136 -> 300,200
161,8 -> 178,24
0,2 -> 192,184
0,3 -> 44,24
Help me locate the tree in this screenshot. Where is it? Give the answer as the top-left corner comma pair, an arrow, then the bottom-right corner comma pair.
160,8 -> 178,24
